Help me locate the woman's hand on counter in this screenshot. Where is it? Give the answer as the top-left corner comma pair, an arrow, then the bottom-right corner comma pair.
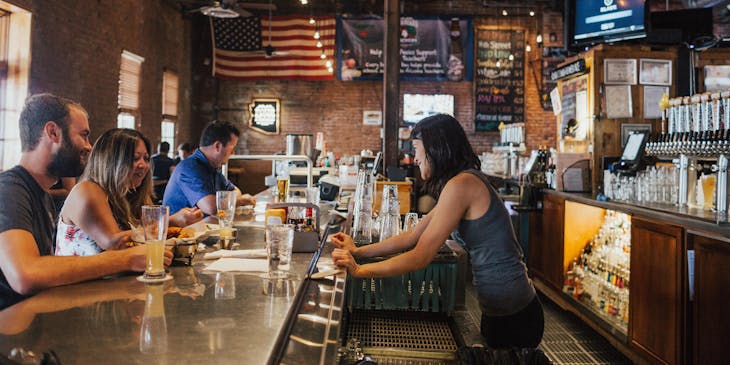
332,248 -> 363,277
331,232 -> 360,258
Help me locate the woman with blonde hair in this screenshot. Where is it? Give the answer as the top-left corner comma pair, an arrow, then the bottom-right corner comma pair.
56,128 -> 202,256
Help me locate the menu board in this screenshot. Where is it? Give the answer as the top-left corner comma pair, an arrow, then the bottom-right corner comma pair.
475,29 -> 525,131
540,47 -> 567,111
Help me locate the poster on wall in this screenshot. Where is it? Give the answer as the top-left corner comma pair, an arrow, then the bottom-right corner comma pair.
248,98 -> 280,135
338,16 -> 474,81
560,75 -> 588,140
474,29 -> 525,131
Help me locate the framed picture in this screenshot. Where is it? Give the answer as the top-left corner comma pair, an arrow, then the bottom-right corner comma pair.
704,65 -> 730,91
605,85 -> 633,119
604,59 -> 637,84
362,110 -> 382,126
643,85 -> 669,119
639,59 -> 672,86
621,123 -> 652,148
248,98 -> 280,135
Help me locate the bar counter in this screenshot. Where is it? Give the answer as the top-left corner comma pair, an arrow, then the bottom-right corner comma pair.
0,190 -> 347,365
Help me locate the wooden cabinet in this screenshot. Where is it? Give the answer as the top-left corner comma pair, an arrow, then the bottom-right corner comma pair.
528,193 -> 564,291
688,232 -> 730,365
630,217 -> 684,365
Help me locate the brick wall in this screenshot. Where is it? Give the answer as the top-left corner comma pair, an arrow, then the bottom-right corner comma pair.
5,0 -> 191,147
190,2 -> 560,157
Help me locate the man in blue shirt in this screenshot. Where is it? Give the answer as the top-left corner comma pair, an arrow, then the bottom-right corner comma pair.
163,120 -> 255,216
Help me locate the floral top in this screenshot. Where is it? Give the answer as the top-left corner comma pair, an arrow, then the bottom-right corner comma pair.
55,219 -> 103,256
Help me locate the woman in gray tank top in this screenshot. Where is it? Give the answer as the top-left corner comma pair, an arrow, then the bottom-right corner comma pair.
332,114 -> 544,349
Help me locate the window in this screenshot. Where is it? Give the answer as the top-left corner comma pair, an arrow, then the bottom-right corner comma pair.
117,50 -> 144,129
161,70 -> 178,147
0,3 -> 30,171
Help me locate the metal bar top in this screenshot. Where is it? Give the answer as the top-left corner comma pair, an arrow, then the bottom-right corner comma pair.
0,190 -> 343,365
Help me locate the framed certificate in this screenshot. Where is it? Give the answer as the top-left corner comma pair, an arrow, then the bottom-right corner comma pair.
639,59 -> 672,86
605,85 -> 633,119
604,58 -> 637,85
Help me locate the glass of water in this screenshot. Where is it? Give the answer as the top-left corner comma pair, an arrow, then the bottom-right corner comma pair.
262,224 -> 294,279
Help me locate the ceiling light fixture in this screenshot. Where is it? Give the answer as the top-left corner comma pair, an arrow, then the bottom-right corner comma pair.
529,11 -> 535,17
502,9 -> 508,16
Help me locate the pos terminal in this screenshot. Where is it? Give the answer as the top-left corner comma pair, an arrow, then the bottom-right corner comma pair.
615,132 -> 650,175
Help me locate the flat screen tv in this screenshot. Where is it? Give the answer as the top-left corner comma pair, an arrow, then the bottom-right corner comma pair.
566,0 -> 648,50
402,94 -> 454,124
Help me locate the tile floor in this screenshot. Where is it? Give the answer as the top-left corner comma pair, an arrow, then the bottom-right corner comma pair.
456,283 -> 633,365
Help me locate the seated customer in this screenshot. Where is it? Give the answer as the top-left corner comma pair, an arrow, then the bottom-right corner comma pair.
151,141 -> 175,203
164,120 -> 256,216
0,93 -> 169,310
56,129 -> 203,256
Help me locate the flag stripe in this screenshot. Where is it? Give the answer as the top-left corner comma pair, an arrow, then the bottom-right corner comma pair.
213,15 -> 336,80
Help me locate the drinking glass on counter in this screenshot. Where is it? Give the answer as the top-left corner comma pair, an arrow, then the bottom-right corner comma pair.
378,185 -> 400,241
403,212 -> 419,232
141,205 -> 169,280
216,191 -> 236,247
262,224 -> 294,279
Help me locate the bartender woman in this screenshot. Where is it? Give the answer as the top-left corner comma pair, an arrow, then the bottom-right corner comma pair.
332,114 -> 544,349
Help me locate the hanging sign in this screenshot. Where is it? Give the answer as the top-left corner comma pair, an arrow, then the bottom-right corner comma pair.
248,98 -> 280,135
550,59 -> 587,81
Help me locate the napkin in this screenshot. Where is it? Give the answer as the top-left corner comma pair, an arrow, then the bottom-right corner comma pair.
205,258 -> 268,272
203,249 -> 267,260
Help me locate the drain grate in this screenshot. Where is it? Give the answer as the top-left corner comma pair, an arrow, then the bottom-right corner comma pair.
347,309 -> 458,359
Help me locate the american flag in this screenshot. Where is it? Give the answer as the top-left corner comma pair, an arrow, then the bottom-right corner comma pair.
211,15 -> 336,81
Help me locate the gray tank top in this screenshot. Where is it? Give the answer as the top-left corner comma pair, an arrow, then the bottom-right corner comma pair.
453,170 -> 535,316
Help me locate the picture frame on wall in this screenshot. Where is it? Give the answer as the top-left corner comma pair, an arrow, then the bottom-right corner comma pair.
604,58 -> 637,85
605,85 -> 633,119
363,110 -> 382,126
248,98 -> 280,135
643,85 -> 669,119
639,59 -> 672,86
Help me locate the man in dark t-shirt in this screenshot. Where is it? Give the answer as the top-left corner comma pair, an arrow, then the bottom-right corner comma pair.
0,94 -> 166,310
151,141 -> 175,203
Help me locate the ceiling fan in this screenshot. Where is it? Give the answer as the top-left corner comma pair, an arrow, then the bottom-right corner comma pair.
186,0 -> 276,18
259,1 -> 289,57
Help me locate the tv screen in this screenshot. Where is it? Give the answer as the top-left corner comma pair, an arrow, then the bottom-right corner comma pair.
403,94 -> 454,124
570,0 -> 647,48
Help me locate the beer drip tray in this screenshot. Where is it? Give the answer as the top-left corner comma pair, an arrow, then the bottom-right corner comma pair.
345,309 -> 459,363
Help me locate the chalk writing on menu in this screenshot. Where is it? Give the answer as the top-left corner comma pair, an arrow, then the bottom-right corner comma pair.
475,29 -> 525,131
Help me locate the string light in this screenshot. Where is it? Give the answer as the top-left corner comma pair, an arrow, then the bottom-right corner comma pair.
327,66 -> 333,73
529,11 -> 535,16
508,54 -> 514,61
526,44 -> 532,52
316,41 -> 323,48
502,9 -> 508,16
309,17 -> 315,24
496,60 -> 501,68
536,33 -> 543,45
313,30 -> 320,39
320,50 -> 326,59
325,60 -> 332,68
300,0 -> 308,4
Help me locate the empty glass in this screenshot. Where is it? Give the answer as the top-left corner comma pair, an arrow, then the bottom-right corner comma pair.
262,224 -> 294,279
379,185 -> 400,241
352,171 -> 374,246
214,272 -> 236,300
403,212 -> 419,232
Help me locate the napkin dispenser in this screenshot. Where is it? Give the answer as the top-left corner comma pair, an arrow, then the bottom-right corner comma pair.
267,202 -> 320,253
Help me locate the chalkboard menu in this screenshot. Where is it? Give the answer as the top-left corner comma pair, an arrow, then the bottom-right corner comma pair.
540,47 -> 567,111
248,98 -> 280,135
475,29 -> 525,131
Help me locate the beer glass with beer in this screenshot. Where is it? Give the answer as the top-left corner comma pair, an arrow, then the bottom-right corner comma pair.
216,190 -> 236,248
141,205 -> 169,279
